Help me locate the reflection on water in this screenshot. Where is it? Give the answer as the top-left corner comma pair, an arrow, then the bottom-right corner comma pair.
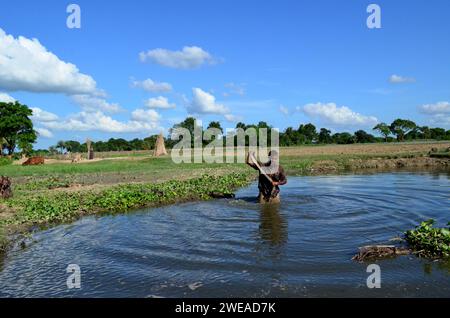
0,171 -> 449,298
258,204 -> 287,248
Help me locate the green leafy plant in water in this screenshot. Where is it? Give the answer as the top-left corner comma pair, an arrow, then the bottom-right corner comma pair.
3,173 -> 251,227
405,219 -> 450,258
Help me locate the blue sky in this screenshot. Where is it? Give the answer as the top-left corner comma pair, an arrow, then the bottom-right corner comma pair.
0,0 -> 449,149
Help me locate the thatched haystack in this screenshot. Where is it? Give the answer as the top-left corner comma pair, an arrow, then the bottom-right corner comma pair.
153,133 -> 167,157
86,139 -> 95,160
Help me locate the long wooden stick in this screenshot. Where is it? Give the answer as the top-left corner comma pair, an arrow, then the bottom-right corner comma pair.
250,152 -> 274,183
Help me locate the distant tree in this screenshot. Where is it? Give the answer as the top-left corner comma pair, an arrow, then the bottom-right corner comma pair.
298,123 -> 317,144
56,140 -> 66,154
172,117 -> 197,136
354,130 -> 376,143
171,117 -> 201,147
430,128 -> 446,140
373,123 -> 391,142
318,128 -> 332,144
389,119 -> 416,142
92,141 -> 106,152
64,140 -> 82,153
109,138 -> 131,151
332,132 -> 355,144
48,146 -> 58,155
207,121 -> 223,134
0,101 -> 37,155
418,126 -> 431,139
129,138 -> 144,150
143,135 -> 158,150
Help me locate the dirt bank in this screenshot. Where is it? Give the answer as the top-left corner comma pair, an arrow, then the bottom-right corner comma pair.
309,156 -> 449,174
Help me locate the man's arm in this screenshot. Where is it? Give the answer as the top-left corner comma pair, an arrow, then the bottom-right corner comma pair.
246,152 -> 261,171
272,166 -> 287,186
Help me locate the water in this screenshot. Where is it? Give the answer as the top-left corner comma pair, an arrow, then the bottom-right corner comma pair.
1,172 -> 449,298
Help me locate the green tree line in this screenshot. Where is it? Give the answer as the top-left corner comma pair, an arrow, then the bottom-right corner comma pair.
47,117 -> 450,154
1,101 -> 450,157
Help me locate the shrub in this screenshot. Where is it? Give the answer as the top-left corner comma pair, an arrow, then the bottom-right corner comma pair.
405,219 -> 450,258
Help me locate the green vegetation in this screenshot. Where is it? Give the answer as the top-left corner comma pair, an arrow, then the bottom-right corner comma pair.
405,219 -> 450,258
0,157 -> 12,166
36,117 -> 450,155
0,101 -> 37,156
0,172 -> 252,250
429,147 -> 450,159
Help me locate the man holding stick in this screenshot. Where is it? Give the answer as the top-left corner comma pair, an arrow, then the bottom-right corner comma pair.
246,150 -> 287,204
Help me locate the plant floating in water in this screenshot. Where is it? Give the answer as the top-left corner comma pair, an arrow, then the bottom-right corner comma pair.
352,245 -> 410,262
353,219 -> 450,262
405,219 -> 450,258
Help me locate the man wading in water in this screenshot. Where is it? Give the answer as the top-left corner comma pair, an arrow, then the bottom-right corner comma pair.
246,150 -> 287,204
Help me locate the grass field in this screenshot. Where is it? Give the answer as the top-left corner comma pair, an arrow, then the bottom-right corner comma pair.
0,141 -> 449,253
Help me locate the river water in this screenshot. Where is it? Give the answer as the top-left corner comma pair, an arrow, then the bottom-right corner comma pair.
0,171 -> 449,297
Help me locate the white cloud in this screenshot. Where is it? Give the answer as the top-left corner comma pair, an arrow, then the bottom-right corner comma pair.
131,108 -> 161,122
42,110 -> 161,134
301,102 -> 378,126
418,101 -> 450,114
131,78 -> 172,93
185,88 -> 238,122
389,74 -> 415,84
35,127 -> 53,138
279,105 -> 289,115
224,114 -> 242,122
0,92 -> 15,103
419,101 -> 450,127
428,114 -> 450,126
139,46 -> 216,69
189,88 -> 229,115
71,94 -> 122,114
145,96 -> 176,109
31,107 -> 59,122
224,82 -> 246,96
0,28 -> 97,95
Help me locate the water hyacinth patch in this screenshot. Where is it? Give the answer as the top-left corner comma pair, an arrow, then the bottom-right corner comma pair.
405,219 -> 450,258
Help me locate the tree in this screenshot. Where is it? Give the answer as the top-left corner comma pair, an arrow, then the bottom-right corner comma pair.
373,123 -> 391,142
1,137 -> 7,155
56,140 -> 66,154
298,123 -> 317,144
354,130 -> 376,143
143,135 -> 159,150
64,140 -> 82,153
318,128 -> 332,144
129,138 -> 144,150
430,128 -> 446,140
389,119 -> 416,142
0,101 -> 37,155
332,132 -> 355,144
48,146 -> 58,155
171,117 -> 201,147
207,121 -> 223,134
417,126 -> 431,139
